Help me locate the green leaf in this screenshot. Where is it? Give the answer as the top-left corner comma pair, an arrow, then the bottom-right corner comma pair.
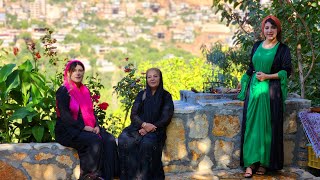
0,81 -> 6,98
19,70 -> 32,104
233,2 -> 241,9
0,64 -> 15,83
30,84 -> 41,103
18,60 -> 33,72
1,103 -> 20,110
32,126 -> 44,142
4,70 -> 20,98
7,107 -> 36,121
30,72 -> 46,86
46,120 -> 56,139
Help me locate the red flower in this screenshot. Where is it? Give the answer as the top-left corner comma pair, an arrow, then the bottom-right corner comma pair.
125,57 -> 129,61
13,47 -> 19,56
92,94 -> 100,103
124,68 -> 132,73
35,52 -> 41,59
98,102 -> 109,110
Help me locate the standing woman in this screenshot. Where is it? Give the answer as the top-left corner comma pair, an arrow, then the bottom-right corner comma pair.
55,60 -> 119,180
237,15 -> 292,178
118,68 -> 174,180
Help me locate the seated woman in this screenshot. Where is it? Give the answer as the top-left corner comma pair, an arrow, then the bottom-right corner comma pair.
118,68 -> 174,180
55,60 -> 118,180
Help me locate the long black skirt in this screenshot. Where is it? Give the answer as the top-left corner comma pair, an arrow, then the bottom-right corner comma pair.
118,130 -> 165,180
57,128 -> 119,180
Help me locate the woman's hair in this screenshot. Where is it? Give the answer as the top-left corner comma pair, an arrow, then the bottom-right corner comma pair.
63,60 -> 85,88
264,18 -> 282,41
145,68 -> 163,90
67,61 -> 85,74
261,15 -> 282,42
146,68 -> 161,77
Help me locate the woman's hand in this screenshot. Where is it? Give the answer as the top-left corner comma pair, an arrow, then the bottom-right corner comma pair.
138,128 -> 148,136
83,126 -> 100,134
143,123 -> 157,132
237,83 -> 241,92
256,72 -> 268,81
83,126 -> 94,132
93,126 -> 100,134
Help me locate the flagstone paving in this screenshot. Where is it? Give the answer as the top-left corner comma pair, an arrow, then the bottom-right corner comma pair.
165,167 -> 320,180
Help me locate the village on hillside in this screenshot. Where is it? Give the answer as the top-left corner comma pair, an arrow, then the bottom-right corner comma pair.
0,0 -> 237,70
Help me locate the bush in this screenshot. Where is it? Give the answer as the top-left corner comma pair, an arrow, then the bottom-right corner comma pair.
0,29 -> 109,143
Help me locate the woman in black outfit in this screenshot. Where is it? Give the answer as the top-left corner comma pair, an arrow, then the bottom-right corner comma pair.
118,68 -> 174,180
55,60 -> 118,180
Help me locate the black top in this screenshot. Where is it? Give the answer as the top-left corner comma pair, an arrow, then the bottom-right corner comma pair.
129,90 -> 174,132
55,86 -> 93,144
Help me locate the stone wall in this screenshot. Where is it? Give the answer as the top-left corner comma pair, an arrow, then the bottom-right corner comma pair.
0,143 -> 80,180
163,91 -> 311,173
0,91 -> 311,179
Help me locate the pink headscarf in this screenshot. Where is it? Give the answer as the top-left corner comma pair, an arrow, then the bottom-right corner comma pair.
62,60 -> 96,128
261,15 -> 282,33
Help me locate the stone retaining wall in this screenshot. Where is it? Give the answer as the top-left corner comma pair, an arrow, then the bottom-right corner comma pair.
163,91 -> 311,173
0,143 -> 79,180
0,91 -> 311,179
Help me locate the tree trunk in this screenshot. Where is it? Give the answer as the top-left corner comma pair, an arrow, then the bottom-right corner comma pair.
297,44 -> 305,98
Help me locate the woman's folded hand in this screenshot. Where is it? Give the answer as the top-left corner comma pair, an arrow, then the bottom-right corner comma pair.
138,128 -> 148,136
143,123 -> 157,132
83,126 -> 94,132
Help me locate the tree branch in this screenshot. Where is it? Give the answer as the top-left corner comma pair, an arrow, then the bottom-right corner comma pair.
284,0 -> 315,83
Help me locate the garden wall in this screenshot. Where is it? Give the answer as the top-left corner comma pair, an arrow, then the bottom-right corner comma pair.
0,91 -> 311,179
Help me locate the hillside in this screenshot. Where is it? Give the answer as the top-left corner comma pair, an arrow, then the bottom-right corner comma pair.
156,0 -> 212,7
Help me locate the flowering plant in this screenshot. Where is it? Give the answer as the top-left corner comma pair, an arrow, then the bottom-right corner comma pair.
88,77 -> 123,136
113,59 -> 144,128
86,75 -> 109,125
0,28 -> 63,143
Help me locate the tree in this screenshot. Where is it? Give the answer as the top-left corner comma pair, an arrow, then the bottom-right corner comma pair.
138,57 -> 212,100
212,0 -> 320,103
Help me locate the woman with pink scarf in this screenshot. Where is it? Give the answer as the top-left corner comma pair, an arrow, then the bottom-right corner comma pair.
55,60 -> 119,180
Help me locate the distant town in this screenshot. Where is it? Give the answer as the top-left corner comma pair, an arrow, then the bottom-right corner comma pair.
0,0 -> 236,71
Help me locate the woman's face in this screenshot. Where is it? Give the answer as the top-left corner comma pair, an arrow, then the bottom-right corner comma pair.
69,64 -> 84,85
147,70 -> 160,90
263,21 -> 278,41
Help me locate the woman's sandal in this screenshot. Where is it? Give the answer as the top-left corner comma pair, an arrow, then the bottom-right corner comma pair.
244,165 -> 256,178
256,166 -> 267,175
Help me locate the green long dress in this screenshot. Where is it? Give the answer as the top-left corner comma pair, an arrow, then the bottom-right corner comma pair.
243,42 -> 280,167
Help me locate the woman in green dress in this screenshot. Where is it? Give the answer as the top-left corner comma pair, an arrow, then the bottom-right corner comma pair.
237,15 -> 292,178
